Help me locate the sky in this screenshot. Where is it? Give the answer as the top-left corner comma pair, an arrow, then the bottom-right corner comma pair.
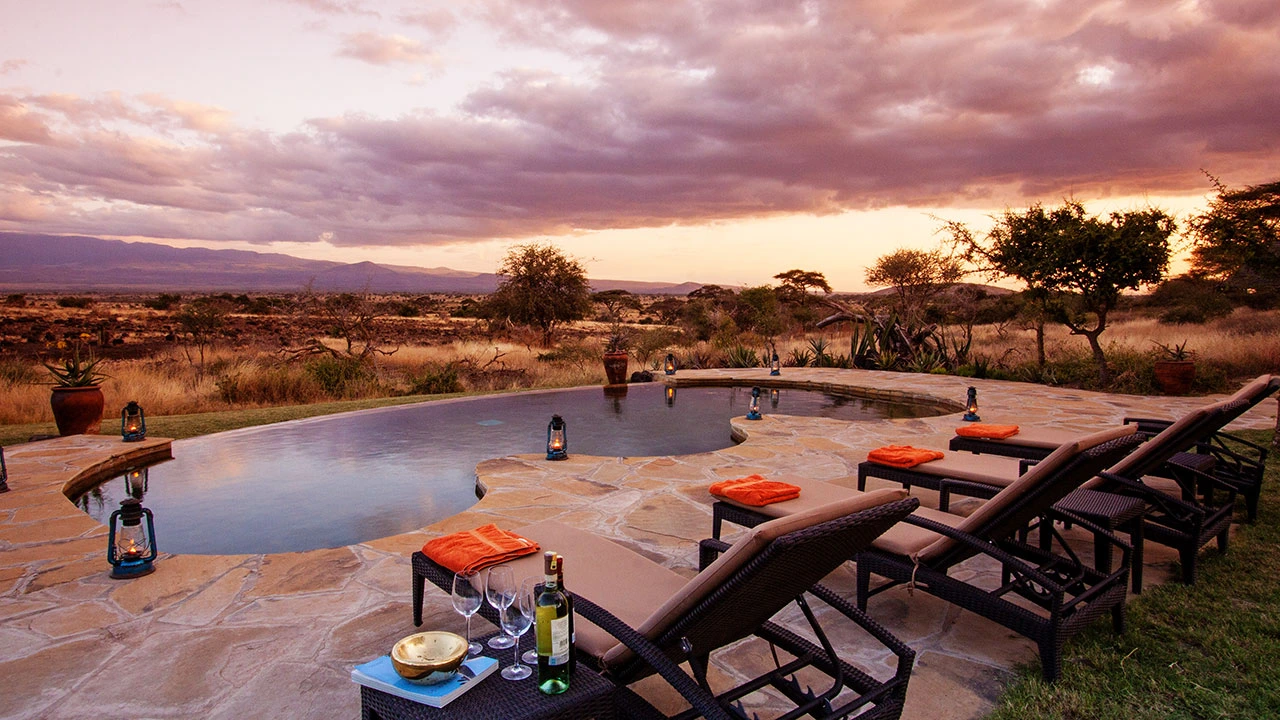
1,0 -> 1277,291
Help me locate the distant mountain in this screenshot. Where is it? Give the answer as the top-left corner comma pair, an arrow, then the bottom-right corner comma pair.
0,233 -> 702,295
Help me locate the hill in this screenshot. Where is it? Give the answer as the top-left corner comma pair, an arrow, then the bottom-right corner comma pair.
0,232 -> 703,295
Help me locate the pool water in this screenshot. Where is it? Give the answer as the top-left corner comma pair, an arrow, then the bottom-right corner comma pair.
73,383 -> 941,554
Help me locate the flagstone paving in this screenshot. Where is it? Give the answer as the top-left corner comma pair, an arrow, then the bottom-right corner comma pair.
1,369 -> 1275,719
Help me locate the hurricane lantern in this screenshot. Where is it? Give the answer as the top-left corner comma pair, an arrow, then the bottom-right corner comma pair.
0,445 -> 8,494
962,386 -> 981,422
121,401 -> 146,442
107,498 -> 157,579
746,386 -> 763,420
546,414 -> 568,461
770,388 -> 780,408
665,386 -> 676,407
664,353 -> 677,376
769,351 -> 781,376
124,467 -> 149,499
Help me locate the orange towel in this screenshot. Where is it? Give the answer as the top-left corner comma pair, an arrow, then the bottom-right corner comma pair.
955,423 -> 1020,440
709,475 -> 801,506
422,524 -> 540,575
866,445 -> 945,469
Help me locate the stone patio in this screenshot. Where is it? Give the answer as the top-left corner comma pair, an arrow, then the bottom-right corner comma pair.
1,369 -> 1274,719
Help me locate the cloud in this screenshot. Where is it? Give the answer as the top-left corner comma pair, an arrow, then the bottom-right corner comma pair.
0,59 -> 27,75
1,0 -> 1278,248
336,31 -> 437,66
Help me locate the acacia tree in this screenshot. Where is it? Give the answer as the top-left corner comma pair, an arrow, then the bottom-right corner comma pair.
487,242 -> 592,346
865,248 -> 964,323
946,201 -> 1175,385
1189,176 -> 1280,306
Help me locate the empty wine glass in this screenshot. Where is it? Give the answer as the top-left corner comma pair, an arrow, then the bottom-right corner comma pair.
521,576 -> 540,664
451,571 -> 483,656
485,565 -> 517,649
500,578 -> 535,680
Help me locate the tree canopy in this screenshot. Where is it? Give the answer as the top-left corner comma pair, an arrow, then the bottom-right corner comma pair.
864,248 -> 964,322
487,242 -> 592,345
946,200 -> 1174,383
1189,176 -> 1280,306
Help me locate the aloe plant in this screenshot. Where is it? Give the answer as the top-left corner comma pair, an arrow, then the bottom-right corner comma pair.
44,339 -> 107,387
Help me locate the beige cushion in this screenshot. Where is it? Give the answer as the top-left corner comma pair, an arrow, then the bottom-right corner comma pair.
870,505 -> 967,556
512,521 -> 688,660
1107,407 -> 1211,480
915,425 -> 1137,562
963,426 -> 1075,450
601,486 -> 908,668
901,453 -> 1024,485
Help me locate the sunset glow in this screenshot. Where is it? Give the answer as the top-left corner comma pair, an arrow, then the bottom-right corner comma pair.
2,0 -> 1277,290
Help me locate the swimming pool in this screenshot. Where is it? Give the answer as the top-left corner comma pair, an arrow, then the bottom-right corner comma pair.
72,382 -> 943,554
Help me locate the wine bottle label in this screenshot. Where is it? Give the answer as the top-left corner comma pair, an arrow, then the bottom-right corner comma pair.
547,615 -> 569,665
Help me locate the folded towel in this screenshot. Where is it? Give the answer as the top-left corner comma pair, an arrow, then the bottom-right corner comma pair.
955,423 -> 1020,440
422,524 -> 540,575
709,475 -> 801,506
866,445 -> 945,469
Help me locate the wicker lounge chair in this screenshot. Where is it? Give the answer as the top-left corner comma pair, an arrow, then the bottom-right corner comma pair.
717,426 -> 1141,682
949,375 -> 1277,521
864,404 -> 1242,587
413,488 -> 921,720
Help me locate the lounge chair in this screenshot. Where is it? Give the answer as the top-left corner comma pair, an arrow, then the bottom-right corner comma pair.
722,426 -> 1142,682
413,488 -> 921,720
949,375 -> 1277,521
890,400 -> 1246,586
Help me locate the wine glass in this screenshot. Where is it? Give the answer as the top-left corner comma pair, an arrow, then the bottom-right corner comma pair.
451,571 -> 483,656
500,578 -> 535,680
521,576 -> 540,664
485,565 -> 517,649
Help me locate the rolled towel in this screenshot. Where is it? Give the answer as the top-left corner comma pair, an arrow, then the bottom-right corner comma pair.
422,524 -> 540,575
709,474 -> 801,506
954,423 -> 1020,440
866,445 -> 945,469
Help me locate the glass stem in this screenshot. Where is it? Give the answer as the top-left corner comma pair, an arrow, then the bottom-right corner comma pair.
513,638 -> 521,668
466,614 -> 472,645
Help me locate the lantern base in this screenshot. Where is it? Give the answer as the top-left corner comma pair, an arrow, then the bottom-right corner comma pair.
109,560 -> 155,579
122,433 -> 146,442
962,412 -> 981,422
745,410 -> 763,421
546,450 -> 568,461
769,370 -> 780,376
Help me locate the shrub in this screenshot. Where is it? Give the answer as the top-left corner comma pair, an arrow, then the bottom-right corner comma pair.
0,359 -> 38,385
407,363 -> 464,395
56,296 -> 93,309
215,365 -> 321,405
724,344 -> 760,368
305,355 -> 376,398
144,293 -> 182,311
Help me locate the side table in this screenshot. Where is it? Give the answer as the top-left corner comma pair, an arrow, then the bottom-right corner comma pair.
1047,488 -> 1147,593
360,632 -> 618,720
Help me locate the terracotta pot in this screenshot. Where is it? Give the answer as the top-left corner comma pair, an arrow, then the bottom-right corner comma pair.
1154,360 -> 1195,395
50,385 -> 105,436
602,351 -> 629,386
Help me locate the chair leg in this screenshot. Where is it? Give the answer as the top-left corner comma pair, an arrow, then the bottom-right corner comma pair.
1111,600 -> 1126,634
1217,528 -> 1230,553
413,568 -> 425,627
1131,521 -> 1144,594
856,564 -> 870,612
1180,546 -> 1198,585
1038,638 -> 1061,682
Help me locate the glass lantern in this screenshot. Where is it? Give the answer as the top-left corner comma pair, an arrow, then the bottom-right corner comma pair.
546,414 -> 568,460
121,401 -> 146,442
746,386 -> 763,420
0,445 -> 8,494
664,353 -> 677,376
770,388 -> 780,408
665,386 -> 676,407
108,498 -> 157,579
770,351 -> 781,376
124,467 -> 149,499
963,386 -> 981,422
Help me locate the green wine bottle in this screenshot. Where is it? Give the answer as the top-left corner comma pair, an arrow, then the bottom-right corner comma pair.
536,551 -> 571,694
556,553 -> 576,676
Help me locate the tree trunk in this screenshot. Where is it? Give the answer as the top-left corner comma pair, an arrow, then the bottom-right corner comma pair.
1034,320 -> 1046,369
1273,397 -> 1279,449
1082,330 -> 1110,386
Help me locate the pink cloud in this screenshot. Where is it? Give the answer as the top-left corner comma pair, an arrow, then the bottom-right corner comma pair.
336,31 -> 437,66
0,59 -> 27,75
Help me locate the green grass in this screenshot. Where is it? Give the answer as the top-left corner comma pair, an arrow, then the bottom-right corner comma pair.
0,391 -> 473,446
989,429 -> 1280,719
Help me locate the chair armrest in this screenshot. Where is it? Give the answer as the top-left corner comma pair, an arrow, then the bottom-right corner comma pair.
697,537 -> 732,571
900,514 -> 1066,594
1018,458 -> 1040,475
573,594 -> 733,720
1043,507 -> 1134,565
1095,471 -> 1208,526
1124,416 -> 1173,435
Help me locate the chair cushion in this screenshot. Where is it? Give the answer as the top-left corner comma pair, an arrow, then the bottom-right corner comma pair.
512,520 -> 688,661
963,426 -> 1075,450
602,486 -> 908,668
870,505 -> 967,556
1107,406 -> 1211,481
915,425 -> 1137,562
901,453 -> 1024,485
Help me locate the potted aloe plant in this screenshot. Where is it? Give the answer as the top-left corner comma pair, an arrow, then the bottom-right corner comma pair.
602,333 -> 630,386
44,337 -> 107,435
1152,340 -> 1195,395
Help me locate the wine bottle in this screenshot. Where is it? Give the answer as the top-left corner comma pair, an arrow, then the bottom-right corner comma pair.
556,553 -> 576,676
535,551 -> 571,694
